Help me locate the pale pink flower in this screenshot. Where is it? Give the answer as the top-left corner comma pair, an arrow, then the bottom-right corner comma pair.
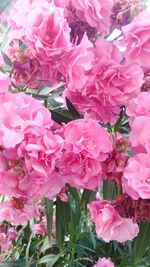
123,153 -> 150,200
60,118 -> 113,189
93,257 -> 115,267
0,52 -> 4,66
127,92 -> 150,118
120,10 -> 150,67
0,73 -> 11,94
70,0 -> 112,35
59,34 -> 94,91
64,40 -> 143,123
129,116 -> 150,154
88,200 -> 139,243
0,198 -> 37,225
24,1 -> 71,62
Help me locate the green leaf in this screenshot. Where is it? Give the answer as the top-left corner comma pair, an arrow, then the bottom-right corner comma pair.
81,189 -> 96,208
131,221 -> 150,264
57,198 -> 69,231
45,198 -> 53,241
50,108 -> 74,124
66,97 -> 82,119
40,239 -> 57,253
39,253 -> 63,265
56,199 -> 65,250
103,180 -> 117,200
68,186 -> 81,204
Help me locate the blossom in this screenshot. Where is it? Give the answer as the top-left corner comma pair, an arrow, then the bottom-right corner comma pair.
0,198 -> 38,225
127,92 -> 150,118
123,153 -> 150,200
60,118 -> 113,189
88,200 -> 139,242
69,0 -> 112,35
120,10 -> 150,67
129,116 -> 150,154
0,92 -> 65,199
93,257 -> 115,267
24,1 -> 71,62
0,72 -> 11,94
64,40 -> 143,123
59,34 -> 94,91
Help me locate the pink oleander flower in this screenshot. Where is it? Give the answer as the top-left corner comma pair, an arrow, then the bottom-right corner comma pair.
24,1 -> 72,62
88,200 -> 139,242
129,116 -> 150,154
0,224 -> 18,253
120,10 -> 150,67
0,92 -> 53,148
64,40 -> 143,123
0,197 -> 38,225
102,132 -> 129,192
32,217 -> 47,236
127,92 -> 150,118
69,0 -> 112,36
60,118 -> 113,190
59,34 -> 94,91
123,153 -> 150,200
58,186 -> 68,203
0,72 -> 11,94
0,92 -> 65,199
93,257 -> 115,267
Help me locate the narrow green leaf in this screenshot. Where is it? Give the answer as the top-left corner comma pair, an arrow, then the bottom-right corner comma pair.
40,238 -> 57,253
50,109 -> 74,124
66,97 -> 81,118
45,198 -> 53,241
103,180 -> 117,200
57,198 -> 69,231
68,186 -> 81,204
131,221 -> 150,264
56,199 -> 65,249
39,253 -> 63,265
81,189 -> 96,208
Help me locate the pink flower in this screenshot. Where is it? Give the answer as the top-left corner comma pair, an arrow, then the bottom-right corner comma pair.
127,92 -> 150,118
0,92 -> 53,148
0,92 -> 65,199
0,72 -> 11,94
129,116 -> 150,154
120,10 -> 150,67
24,1 -> 71,62
60,118 -> 113,189
88,200 -> 139,242
59,34 -> 94,91
70,0 -> 112,35
93,257 -> 115,267
123,153 -> 150,200
0,198 -> 38,225
64,40 -> 143,123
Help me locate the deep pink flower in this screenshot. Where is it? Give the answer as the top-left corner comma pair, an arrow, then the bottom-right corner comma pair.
60,118 -> 113,190
88,200 -> 139,242
93,257 -> 115,267
120,10 -> 150,67
123,153 -> 150,200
